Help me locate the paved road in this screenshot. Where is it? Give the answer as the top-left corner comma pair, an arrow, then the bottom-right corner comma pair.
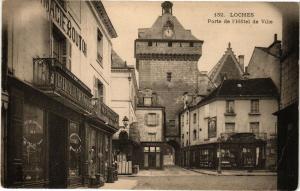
122,166 -> 277,190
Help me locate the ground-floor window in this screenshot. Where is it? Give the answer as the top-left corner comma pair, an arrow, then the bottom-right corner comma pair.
23,103 -> 45,181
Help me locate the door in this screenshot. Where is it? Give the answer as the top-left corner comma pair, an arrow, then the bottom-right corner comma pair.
48,113 -> 68,188
148,153 -> 156,168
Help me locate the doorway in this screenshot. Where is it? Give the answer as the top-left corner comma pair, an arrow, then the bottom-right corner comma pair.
48,113 -> 68,188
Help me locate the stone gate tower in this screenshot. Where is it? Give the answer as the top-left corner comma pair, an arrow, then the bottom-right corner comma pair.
135,1 -> 203,146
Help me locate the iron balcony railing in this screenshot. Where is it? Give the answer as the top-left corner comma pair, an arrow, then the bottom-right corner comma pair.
92,98 -> 119,129
33,58 -> 93,112
220,132 -> 268,141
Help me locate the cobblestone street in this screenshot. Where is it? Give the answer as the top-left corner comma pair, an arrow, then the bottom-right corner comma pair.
121,166 -> 277,190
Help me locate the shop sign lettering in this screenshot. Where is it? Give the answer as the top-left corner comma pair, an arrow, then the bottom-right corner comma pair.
41,0 -> 87,56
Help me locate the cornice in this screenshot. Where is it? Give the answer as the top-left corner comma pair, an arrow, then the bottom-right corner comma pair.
91,1 -> 117,38
136,54 -> 200,61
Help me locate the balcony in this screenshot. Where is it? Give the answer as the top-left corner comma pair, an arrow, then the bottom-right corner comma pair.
33,58 -> 93,113
92,98 -> 119,129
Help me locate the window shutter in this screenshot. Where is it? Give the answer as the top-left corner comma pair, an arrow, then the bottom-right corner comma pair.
93,76 -> 98,98
156,114 -> 159,126
67,41 -> 72,70
144,114 -> 148,125
61,40 -> 67,67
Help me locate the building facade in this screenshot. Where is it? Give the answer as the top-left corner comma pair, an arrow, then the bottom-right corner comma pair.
247,34 -> 281,90
274,3 -> 299,190
134,1 -> 203,164
110,50 -> 140,174
2,0 -> 119,188
180,78 -> 278,170
135,89 -> 166,169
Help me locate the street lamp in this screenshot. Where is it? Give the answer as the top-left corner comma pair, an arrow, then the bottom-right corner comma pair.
217,137 -> 222,174
122,116 -> 129,129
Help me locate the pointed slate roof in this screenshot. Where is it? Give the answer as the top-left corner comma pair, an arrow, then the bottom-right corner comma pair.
138,2 -> 199,41
111,49 -> 127,68
208,42 -> 244,86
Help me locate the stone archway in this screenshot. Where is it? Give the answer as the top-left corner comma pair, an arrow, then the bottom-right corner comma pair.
165,140 -> 180,166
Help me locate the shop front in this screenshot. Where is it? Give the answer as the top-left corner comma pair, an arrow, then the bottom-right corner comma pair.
181,133 -> 266,170
141,142 -> 163,169
5,61 -> 119,188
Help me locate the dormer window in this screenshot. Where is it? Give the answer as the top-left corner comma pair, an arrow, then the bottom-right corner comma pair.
189,42 -> 194,47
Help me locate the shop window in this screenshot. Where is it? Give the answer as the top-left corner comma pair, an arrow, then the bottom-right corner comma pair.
52,26 -> 71,70
23,103 -> 44,181
148,133 -> 157,141
250,100 -> 259,113
193,113 -> 197,124
225,123 -> 235,133
144,97 -> 152,106
144,147 -> 149,152
250,122 -> 259,134
146,113 -> 158,126
150,146 -> 156,152
97,29 -> 103,65
226,100 -> 235,113
156,147 -> 161,152
69,122 -> 81,177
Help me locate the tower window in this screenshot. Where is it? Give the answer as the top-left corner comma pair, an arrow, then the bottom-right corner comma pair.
167,72 -> 172,82
189,42 -> 194,47
148,41 -> 152,46
168,42 -> 172,47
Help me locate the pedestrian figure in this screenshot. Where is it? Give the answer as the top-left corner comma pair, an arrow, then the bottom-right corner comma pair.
88,146 -> 96,187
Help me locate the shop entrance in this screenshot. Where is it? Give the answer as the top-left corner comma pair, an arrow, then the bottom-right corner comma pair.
48,113 -> 68,188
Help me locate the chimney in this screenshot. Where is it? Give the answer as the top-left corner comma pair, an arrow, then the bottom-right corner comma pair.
274,33 -> 278,42
238,55 -> 244,72
242,66 -> 250,79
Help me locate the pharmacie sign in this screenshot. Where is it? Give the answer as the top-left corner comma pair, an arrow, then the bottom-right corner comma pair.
41,0 -> 87,56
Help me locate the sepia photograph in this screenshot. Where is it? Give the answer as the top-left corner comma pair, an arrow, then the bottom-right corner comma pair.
1,0 -> 299,190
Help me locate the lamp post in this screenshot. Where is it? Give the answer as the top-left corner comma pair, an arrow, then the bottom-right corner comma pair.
122,116 -> 129,129
217,137 -> 222,174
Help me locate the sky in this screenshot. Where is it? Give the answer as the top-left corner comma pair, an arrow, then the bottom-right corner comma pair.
103,1 -> 282,72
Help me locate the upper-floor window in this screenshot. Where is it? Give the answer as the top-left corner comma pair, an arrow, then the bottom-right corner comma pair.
167,72 -> 172,82
226,100 -> 235,113
97,29 -> 103,65
186,112 -> 189,124
193,113 -> 197,124
168,42 -> 172,47
148,133 -> 156,141
169,120 -> 175,128
189,42 -> 194,47
146,113 -> 158,126
225,123 -> 235,133
144,97 -> 152,106
250,100 -> 259,113
93,77 -> 104,102
181,115 -> 184,128
193,129 -> 197,140
250,122 -> 259,134
52,26 -> 71,70
57,0 -> 66,9
148,41 -> 152,46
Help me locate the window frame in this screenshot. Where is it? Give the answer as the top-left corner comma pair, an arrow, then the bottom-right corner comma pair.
226,100 -> 235,113
225,122 -> 235,133
146,113 -> 157,126
250,99 -> 260,113
97,28 -> 103,66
